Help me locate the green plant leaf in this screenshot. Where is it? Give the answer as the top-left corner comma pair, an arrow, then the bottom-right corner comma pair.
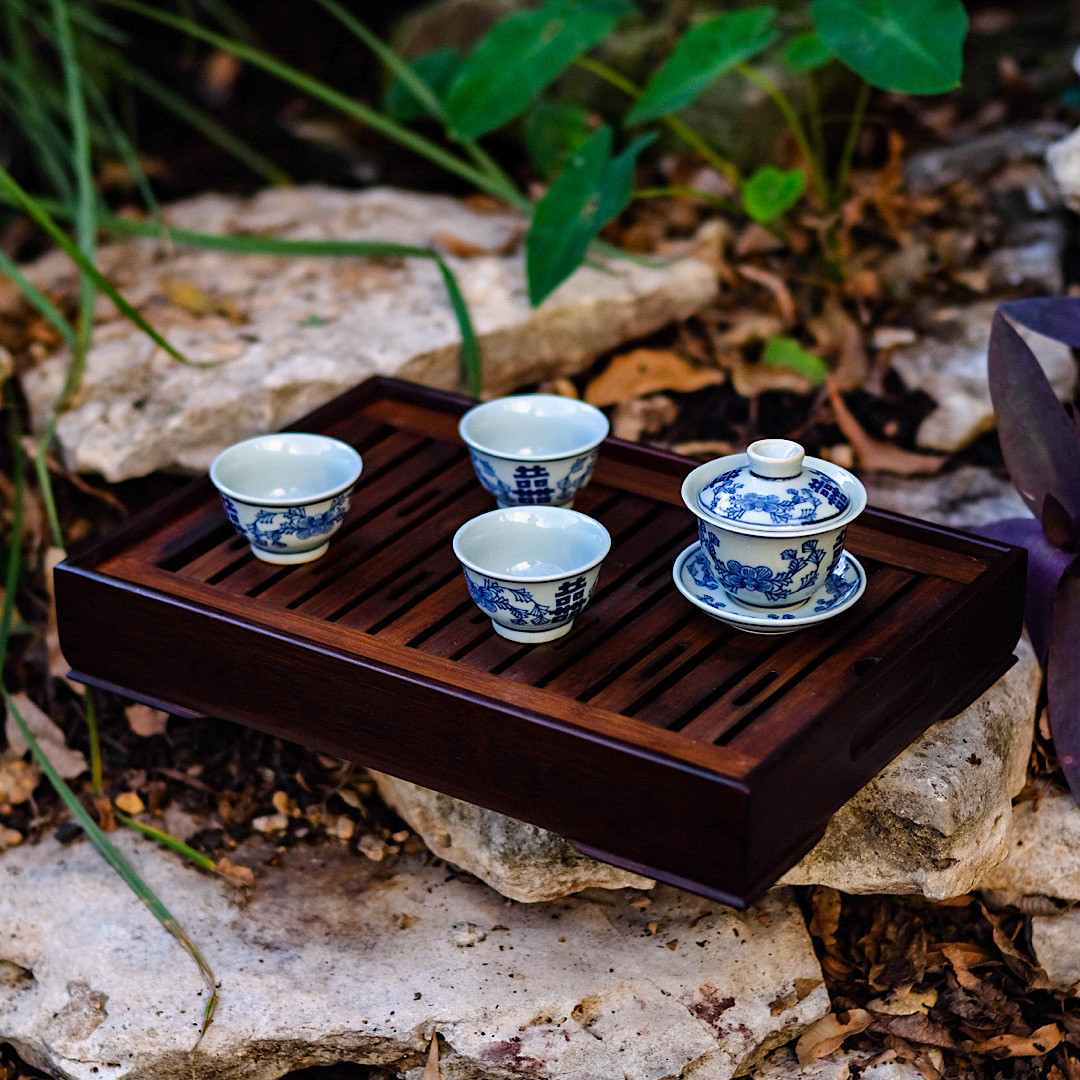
781,30 -> 834,73
525,101 -> 593,178
810,0 -> 967,94
626,7 -> 777,125
526,126 -> 652,305
445,0 -> 624,140
742,165 -> 806,223
384,47 -> 460,123
762,336 -> 828,384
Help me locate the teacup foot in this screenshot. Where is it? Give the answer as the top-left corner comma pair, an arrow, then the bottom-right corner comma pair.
251,541 -> 329,564
492,620 -> 573,643
495,498 -> 575,509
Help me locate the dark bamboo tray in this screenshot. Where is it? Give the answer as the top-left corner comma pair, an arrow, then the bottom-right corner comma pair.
56,377 -> 1026,907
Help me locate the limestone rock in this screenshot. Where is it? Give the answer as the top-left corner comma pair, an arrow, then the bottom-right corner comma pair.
980,792 -> 1080,901
19,186 -> 717,482
781,636 -> 1040,898
755,1047 -> 925,1080
890,302 -> 1077,453
372,770 -> 655,902
905,122 -> 1067,195
1048,123 -> 1080,213
1030,910 -> 1080,994
0,833 -> 827,1080
861,466 -> 1031,531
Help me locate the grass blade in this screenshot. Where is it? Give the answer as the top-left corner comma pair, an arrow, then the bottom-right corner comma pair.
51,0 -> 98,403
83,216 -> 484,396
0,249 -> 78,349
116,811 -> 218,873
0,164 -> 193,366
102,0 -> 527,208
3,688 -> 218,1035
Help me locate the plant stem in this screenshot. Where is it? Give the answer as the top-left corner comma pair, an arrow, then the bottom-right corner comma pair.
84,687 -> 103,795
573,55 -> 741,186
832,79 -> 870,210
0,408 -> 25,670
634,184 -> 740,215
736,63 -> 828,208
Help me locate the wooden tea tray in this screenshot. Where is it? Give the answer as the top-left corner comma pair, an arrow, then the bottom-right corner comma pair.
56,377 -> 1025,907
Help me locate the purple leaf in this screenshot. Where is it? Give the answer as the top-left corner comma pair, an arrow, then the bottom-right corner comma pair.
1043,492 -> 1079,553
999,297 -> 1080,348
979,516 -> 1073,663
988,309 -> 1080,537
1048,557 -> 1080,807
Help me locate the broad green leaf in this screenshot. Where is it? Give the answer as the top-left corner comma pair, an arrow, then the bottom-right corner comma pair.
810,0 -> 967,94
781,30 -> 834,74
742,165 -> 805,223
626,7 -> 777,125
526,126 -> 652,305
762,336 -> 828,384
383,47 -> 460,123
525,101 -> 593,178
445,0 -> 623,139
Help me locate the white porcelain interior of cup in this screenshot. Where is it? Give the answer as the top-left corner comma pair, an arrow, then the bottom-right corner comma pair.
454,506 -> 610,580
210,433 -> 362,504
459,395 -> 609,460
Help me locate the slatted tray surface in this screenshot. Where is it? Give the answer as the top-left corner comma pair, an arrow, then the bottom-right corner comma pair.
56,377 -> 1025,907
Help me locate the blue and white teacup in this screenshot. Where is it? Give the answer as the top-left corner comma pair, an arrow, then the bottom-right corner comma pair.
210,433 -> 363,564
681,439 -> 866,610
459,394 -> 609,508
453,506 -> 611,643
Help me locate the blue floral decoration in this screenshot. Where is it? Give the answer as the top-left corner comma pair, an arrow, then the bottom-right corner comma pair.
699,467 -> 849,526
223,493 -> 349,550
464,571 -> 595,627
698,526 -> 826,604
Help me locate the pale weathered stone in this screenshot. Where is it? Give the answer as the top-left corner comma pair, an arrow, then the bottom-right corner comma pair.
980,792 -> 1080,901
0,833 -> 827,1080
754,1047 -> 926,1080
781,636 -> 1040,898
1048,123 -> 1080,213
20,186 -> 717,482
372,770 -> 656,902
1030,910 -> 1080,994
890,302 -> 1077,453
861,466 -> 1031,531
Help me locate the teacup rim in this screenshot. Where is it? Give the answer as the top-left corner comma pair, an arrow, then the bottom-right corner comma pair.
681,450 -> 867,537
453,506 -> 611,583
210,432 -> 362,507
458,394 -> 609,462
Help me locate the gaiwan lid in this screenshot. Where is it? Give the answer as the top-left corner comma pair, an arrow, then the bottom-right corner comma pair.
696,438 -> 851,529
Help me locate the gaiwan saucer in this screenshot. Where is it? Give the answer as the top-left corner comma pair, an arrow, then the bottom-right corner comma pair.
672,542 -> 866,635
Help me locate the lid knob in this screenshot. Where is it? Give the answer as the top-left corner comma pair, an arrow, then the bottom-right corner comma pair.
746,438 -> 804,479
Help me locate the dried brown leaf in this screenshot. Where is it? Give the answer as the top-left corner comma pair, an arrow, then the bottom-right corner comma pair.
796,1009 -> 873,1064
868,1011 -> 959,1050
422,1035 -> 441,1080
0,755 -> 40,807
809,886 -> 842,946
115,791 -> 145,815
125,704 -> 169,738
738,264 -> 796,325
5,692 -> 87,779
610,395 -> 677,442
216,856 -> 255,888
972,1024 -> 1063,1058
585,349 -> 723,407
827,383 -> 946,476
867,985 -> 938,1016
44,547 -> 78,688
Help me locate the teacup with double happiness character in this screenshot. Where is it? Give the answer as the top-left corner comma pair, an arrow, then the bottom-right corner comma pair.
459,394 -> 609,508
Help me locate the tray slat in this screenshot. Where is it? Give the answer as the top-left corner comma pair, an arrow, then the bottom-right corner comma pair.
58,376 -> 1026,907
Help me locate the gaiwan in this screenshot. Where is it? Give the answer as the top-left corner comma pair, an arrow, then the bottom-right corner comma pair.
681,438 -> 867,611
